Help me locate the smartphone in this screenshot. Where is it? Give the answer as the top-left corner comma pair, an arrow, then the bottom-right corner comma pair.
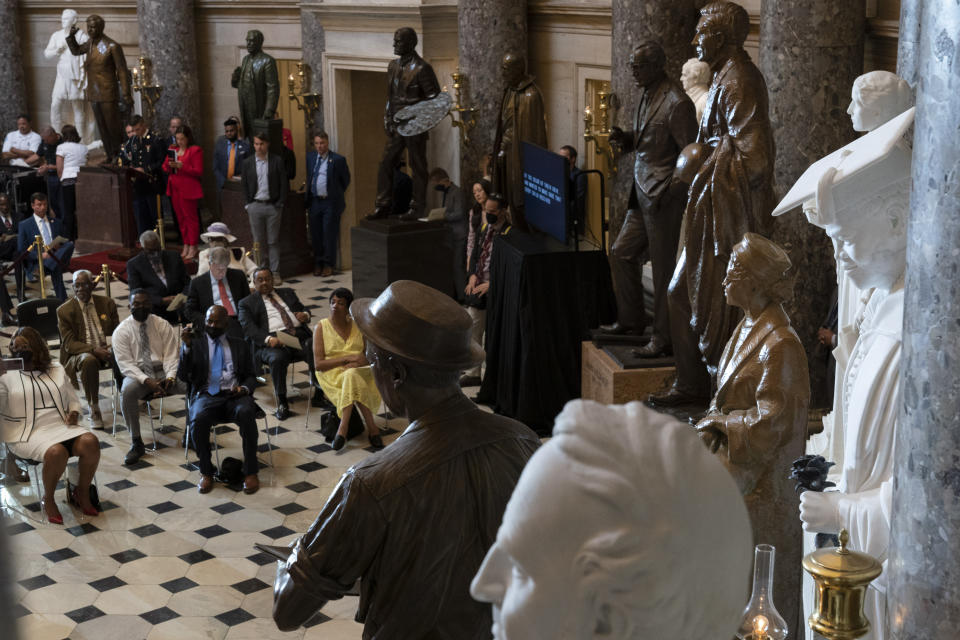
167,149 -> 177,162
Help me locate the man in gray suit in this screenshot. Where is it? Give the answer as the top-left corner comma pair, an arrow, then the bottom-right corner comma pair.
240,132 -> 288,278
604,42 -> 698,355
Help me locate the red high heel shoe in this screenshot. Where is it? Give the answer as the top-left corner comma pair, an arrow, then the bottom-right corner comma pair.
41,498 -> 63,525
69,486 -> 99,517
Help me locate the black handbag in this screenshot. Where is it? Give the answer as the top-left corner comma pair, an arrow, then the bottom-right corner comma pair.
319,408 -> 365,442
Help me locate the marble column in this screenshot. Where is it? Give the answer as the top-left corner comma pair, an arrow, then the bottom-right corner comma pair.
888,1 -> 960,637
0,0 -> 26,128
608,0 -> 699,237
760,0 -> 864,413
897,0 -> 922,87
300,9 -> 325,138
457,0 -> 526,192
137,0 -> 201,138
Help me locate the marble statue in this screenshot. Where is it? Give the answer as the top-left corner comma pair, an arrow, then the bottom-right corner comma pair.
66,15 -> 131,163
695,232 -> 809,638
681,57 -> 711,123
775,71 -> 913,640
44,10 -> 91,141
650,1 -> 776,407
492,52 -> 547,230
472,399 -> 752,640
272,280 -> 540,637
231,30 -> 279,142
604,42 -> 698,352
369,28 -> 441,221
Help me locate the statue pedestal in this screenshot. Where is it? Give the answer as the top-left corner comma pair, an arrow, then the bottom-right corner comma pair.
581,341 -> 674,404
350,218 -> 453,299
75,165 -> 138,254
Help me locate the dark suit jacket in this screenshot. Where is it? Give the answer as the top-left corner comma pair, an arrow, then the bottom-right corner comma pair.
177,333 -> 257,399
184,268 -> 250,328
238,288 -> 309,348
18,215 -> 66,267
0,215 -> 20,260
241,153 -> 288,206
213,136 -> 252,191
621,77 -> 697,210
125,249 -> 189,322
57,295 -> 120,363
305,151 -> 351,213
384,53 -> 440,134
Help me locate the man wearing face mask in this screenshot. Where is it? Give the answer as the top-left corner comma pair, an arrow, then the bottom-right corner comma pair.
112,289 -> 182,464
428,168 -> 468,301
185,246 -> 249,338
125,230 -> 189,325
178,305 -> 260,494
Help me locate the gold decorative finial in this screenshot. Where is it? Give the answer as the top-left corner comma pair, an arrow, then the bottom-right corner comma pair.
838,529 -> 849,554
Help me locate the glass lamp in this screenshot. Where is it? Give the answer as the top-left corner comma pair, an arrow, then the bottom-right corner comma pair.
737,544 -> 788,639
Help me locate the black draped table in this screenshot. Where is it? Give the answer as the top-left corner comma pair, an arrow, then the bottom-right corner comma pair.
476,232 -> 615,434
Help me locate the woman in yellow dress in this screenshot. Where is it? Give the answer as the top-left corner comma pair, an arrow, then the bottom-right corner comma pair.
313,288 -> 383,451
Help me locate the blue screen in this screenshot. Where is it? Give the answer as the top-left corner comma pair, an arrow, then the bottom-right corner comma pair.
522,142 -> 568,244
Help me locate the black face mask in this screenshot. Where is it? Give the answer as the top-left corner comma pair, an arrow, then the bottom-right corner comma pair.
205,326 -> 225,340
11,350 -> 32,366
486,213 -> 499,225
131,307 -> 151,322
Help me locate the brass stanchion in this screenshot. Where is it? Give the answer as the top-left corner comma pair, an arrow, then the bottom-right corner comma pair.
252,241 -> 262,267
155,194 -> 165,249
33,235 -> 46,299
100,263 -> 116,298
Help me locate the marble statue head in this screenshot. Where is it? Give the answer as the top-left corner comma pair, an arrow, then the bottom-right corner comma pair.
848,71 -> 913,132
694,2 -> 750,65
681,58 -> 711,92
826,203 -> 906,292
471,400 -> 752,640
60,9 -> 79,31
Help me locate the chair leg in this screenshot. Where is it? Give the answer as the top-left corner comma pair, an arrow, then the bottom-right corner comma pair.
262,415 -> 274,469
211,425 -> 221,470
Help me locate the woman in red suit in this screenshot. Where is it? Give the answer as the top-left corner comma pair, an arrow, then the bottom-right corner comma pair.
162,125 -> 203,261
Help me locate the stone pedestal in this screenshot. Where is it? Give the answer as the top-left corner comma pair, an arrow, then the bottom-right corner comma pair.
137,0 -> 201,137
457,0 -> 527,191
581,342 -> 673,405
888,2 -> 960,637
350,219 -> 454,299
0,0 -> 26,127
75,166 -> 138,254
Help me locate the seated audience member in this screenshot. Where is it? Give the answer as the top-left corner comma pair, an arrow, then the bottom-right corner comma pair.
55,124 -> 87,241
31,127 -> 62,221
460,194 -> 511,387
213,118 -> 251,192
196,222 -> 258,279
0,327 -> 100,524
558,144 -> 587,237
272,280 -> 540,635
126,230 -> 189,326
185,246 -> 249,338
466,179 -> 491,274
57,270 -> 120,429
0,194 -> 18,326
429,168 -> 468,300
2,115 -> 42,167
113,289 -> 181,465
17,192 -> 75,301
239,269 -> 318,419
178,305 -> 260,495
162,124 -> 203,261
313,288 -> 382,451
305,130 -> 351,277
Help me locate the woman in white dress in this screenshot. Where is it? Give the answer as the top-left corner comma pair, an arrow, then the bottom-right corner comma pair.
0,327 -> 100,523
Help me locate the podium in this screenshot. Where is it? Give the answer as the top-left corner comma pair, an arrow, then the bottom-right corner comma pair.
350,218 -> 454,299
75,165 -> 138,254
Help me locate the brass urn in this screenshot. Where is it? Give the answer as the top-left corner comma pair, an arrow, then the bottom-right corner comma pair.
802,529 -> 882,640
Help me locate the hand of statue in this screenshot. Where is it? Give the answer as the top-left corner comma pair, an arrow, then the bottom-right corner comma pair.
695,417 -> 726,454
799,490 -> 842,533
608,126 -> 625,146
69,25 -> 79,37
817,327 -> 835,346
231,67 -> 241,87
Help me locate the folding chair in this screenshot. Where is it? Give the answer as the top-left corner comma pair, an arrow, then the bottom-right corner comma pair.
16,297 -> 62,348
183,402 -> 275,471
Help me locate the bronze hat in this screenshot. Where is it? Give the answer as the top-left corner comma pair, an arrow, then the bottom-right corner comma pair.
351,280 -> 485,371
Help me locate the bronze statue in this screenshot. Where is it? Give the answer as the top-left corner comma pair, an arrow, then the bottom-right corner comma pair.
695,232 -> 808,638
651,1 -> 777,405
369,28 -> 441,221
604,42 -> 698,351
231,30 -> 279,141
66,14 -> 132,162
272,280 -> 539,636
493,52 -> 547,230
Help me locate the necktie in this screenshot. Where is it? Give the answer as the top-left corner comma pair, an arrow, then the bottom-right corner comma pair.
138,321 -> 155,378
208,339 -> 223,395
83,301 -> 104,347
40,218 -> 52,245
315,156 -> 325,195
266,294 -> 295,332
226,142 -> 236,180
218,279 -> 236,316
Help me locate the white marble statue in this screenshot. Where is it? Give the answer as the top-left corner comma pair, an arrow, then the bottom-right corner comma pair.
680,57 -> 710,123
44,10 -> 90,139
471,399 -> 752,640
774,70 -> 913,640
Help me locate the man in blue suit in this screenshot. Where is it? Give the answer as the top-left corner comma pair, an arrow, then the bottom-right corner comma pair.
305,131 -> 350,277
213,117 -> 251,192
18,193 -> 74,301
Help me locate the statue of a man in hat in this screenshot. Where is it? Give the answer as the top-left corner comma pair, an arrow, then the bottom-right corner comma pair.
272,280 -> 540,637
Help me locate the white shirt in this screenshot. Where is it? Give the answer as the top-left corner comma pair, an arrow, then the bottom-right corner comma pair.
254,155 -> 270,200
3,130 -> 41,154
112,314 -> 180,384
314,154 -> 329,197
263,292 -> 301,334
56,141 -> 88,180
33,215 -> 52,245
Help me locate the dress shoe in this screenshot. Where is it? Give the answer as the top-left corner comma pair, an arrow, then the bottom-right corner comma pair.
243,474 -> 260,495
197,474 -> 214,494
632,336 -> 672,358
313,267 -> 324,277
69,486 -> 99,516
647,385 -> 709,407
459,374 -> 481,388
90,405 -> 105,430
368,434 -> 384,450
321,266 -> 333,277
42,499 -> 63,525
124,439 -> 146,466
597,322 -> 645,336
1,311 -> 14,327
398,209 -> 421,222
332,434 -> 346,451
365,208 -> 390,221
275,402 -> 291,421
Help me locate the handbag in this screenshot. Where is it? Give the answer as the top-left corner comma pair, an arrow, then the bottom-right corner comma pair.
319,407 -> 365,442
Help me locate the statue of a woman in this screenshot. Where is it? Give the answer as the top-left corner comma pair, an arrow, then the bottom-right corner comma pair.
44,10 -> 90,140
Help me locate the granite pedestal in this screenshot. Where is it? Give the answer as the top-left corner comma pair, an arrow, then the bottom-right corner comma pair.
75,166 -> 138,254
581,341 -> 674,405
350,218 -> 454,299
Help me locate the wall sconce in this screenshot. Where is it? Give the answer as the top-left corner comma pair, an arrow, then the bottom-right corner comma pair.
288,61 -> 322,132
446,68 -> 477,147
583,83 -> 617,176
131,56 -> 163,126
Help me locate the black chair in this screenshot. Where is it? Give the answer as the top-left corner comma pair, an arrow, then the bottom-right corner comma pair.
16,297 -> 63,348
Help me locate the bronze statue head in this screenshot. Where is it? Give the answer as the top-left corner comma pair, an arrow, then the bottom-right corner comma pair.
693,2 -> 749,65
86,14 -> 105,40
246,30 -> 264,55
393,28 -> 418,57
630,42 -> 666,89
723,233 -> 793,312
502,53 -> 528,87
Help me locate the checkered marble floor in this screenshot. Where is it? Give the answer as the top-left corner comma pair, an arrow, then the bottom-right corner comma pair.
0,269 -> 441,640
